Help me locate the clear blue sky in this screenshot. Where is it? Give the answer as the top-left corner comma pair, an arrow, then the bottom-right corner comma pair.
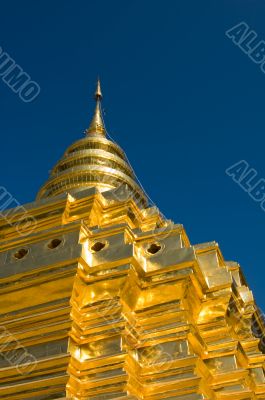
0,0 -> 265,308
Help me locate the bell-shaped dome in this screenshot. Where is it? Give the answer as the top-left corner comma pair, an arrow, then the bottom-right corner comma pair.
36,80 -> 147,207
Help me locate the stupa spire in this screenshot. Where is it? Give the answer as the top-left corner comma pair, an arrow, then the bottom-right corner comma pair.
86,78 -> 106,136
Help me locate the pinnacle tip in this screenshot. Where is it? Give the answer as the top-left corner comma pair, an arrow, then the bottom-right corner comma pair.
95,78 -> 102,99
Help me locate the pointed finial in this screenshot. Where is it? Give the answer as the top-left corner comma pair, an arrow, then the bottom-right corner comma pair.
95,78 -> 102,99
86,78 -> 106,136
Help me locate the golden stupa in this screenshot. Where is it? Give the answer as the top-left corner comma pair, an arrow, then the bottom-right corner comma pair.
0,80 -> 264,400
